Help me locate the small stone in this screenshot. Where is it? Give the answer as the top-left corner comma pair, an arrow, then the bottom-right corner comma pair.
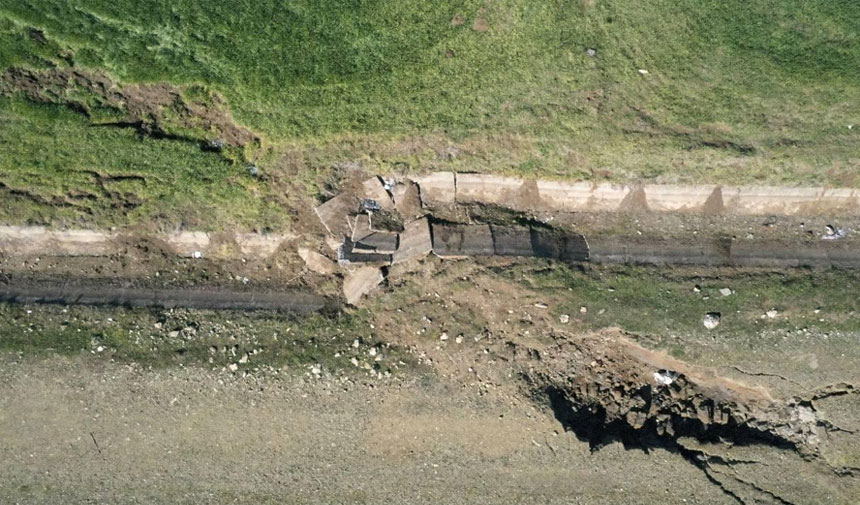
703,312 -> 721,329
586,48 -> 596,57
238,353 -> 249,364
440,332 -> 449,341
228,363 -> 238,372
455,335 -> 464,344
192,250 -> 203,259
766,309 -> 778,319
580,306 -> 588,314
352,339 -> 360,348
534,302 -> 548,309
719,288 -> 732,297
96,346 -> 104,353
638,69 -> 649,75
168,331 -> 180,338
368,347 -> 377,357
350,357 -> 359,367
559,314 -> 570,324
154,322 -> 163,329
653,371 -> 676,386
311,364 -> 322,375
693,285 -> 701,293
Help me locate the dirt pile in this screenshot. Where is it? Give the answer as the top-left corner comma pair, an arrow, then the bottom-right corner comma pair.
523,331 -> 822,453
0,67 -> 258,147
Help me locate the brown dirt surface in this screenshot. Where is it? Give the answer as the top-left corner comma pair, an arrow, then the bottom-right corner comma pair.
0,356 -> 742,505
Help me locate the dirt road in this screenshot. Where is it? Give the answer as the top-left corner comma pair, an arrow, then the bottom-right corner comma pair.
0,356 -> 740,505
0,280 -> 333,314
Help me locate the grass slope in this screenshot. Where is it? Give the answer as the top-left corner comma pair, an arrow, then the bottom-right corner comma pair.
1,1 -> 859,227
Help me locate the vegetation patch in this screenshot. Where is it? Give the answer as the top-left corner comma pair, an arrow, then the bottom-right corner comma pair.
0,303 -> 415,376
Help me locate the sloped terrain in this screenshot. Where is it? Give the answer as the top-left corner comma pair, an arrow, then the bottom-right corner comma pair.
2,1 -> 860,228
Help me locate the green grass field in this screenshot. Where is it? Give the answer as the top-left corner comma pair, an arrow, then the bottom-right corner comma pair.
2,1 -> 860,228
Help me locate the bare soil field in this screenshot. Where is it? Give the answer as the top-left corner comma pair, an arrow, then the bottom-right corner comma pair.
3,175 -> 860,504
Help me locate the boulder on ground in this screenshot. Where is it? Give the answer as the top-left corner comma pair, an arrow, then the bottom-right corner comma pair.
343,266 -> 384,305
298,247 -> 337,275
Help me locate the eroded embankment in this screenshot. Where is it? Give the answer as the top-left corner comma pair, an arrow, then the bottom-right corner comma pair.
317,173 -> 860,284
514,330 -> 857,504
523,332 -> 821,452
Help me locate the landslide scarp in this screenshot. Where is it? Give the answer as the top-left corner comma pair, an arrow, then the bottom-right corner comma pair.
523,331 -> 823,455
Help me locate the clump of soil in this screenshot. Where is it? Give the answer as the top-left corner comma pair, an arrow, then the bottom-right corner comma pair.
524,330 -> 822,453
0,67 -> 258,148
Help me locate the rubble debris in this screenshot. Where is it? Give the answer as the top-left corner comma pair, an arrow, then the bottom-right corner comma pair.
351,214 -> 374,242
392,218 -> 432,264
822,225 -> 847,240
703,312 -> 721,329
492,225 -> 534,256
361,199 -> 382,213
431,223 -> 494,257
528,331 -> 822,453
338,240 -> 392,265
360,177 -> 394,210
298,247 -> 337,275
315,193 -> 360,238
653,370 -> 677,386
392,181 -> 424,220
342,266 -> 384,305
413,172 -> 456,207
353,231 -> 399,254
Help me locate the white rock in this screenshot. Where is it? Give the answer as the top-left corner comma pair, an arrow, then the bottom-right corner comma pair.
580,306 -> 588,314
310,364 -> 322,375
766,309 -> 778,319
238,353 -> 249,364
638,69 -> 649,75
559,314 -> 570,324
228,363 -> 238,372
96,346 -> 104,353
368,347 -> 377,357
192,250 -> 203,259
350,357 -> 359,367
703,312 -> 721,329
719,288 -> 732,297
440,332 -> 449,341
653,371 -> 676,386
455,335 -> 464,344
352,339 -> 360,348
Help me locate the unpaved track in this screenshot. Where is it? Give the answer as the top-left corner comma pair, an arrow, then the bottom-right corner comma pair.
0,357 -> 739,505
0,281 -> 332,313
